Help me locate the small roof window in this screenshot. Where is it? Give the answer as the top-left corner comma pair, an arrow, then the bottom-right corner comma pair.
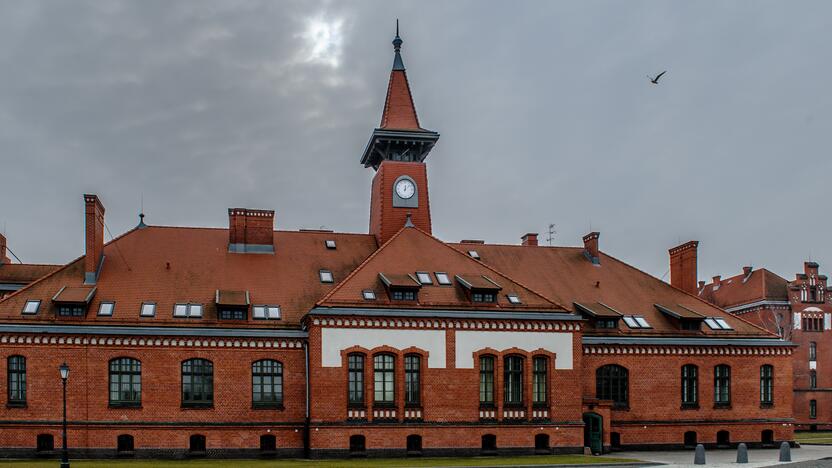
98,302 -> 115,316
416,272 -> 432,285
704,317 -> 733,330
319,269 -> 334,283
468,250 -> 480,259
22,300 -> 40,315
174,303 -> 202,318
253,305 -> 281,320
140,303 -> 156,317
507,294 -> 522,304
325,240 -> 336,249
362,290 -> 377,300
435,272 -> 452,285
622,315 -> 651,329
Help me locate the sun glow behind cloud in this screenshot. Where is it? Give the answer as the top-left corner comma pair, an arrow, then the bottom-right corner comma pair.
298,15 -> 344,68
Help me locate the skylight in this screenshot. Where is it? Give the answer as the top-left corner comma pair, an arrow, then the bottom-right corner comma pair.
623,315 -> 651,329
98,302 -> 114,316
325,240 -> 336,249
468,250 -> 480,259
507,294 -> 521,304
435,272 -> 452,285
416,272 -> 432,285
140,303 -> 156,317
174,303 -> 202,318
705,317 -> 733,330
253,305 -> 281,320
22,300 -> 40,315
363,290 -> 377,300
319,269 -> 334,283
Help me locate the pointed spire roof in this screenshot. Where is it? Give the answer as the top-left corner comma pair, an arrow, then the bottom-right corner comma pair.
380,22 -> 422,131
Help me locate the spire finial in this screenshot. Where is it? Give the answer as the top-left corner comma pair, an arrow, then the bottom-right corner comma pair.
137,212 -> 147,228
392,19 -> 405,70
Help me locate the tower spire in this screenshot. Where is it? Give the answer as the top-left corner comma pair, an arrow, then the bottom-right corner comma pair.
392,19 -> 405,71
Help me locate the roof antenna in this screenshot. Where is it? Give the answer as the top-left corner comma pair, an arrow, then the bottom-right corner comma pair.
547,223 -> 556,246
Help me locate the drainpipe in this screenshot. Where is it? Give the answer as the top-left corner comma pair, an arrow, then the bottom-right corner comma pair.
304,341 -> 311,458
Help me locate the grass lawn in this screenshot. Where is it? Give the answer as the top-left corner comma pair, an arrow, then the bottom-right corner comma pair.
0,455 -> 640,467
795,431 -> 832,445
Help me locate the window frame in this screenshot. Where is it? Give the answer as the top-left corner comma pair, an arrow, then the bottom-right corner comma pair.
404,354 -> 421,407
810,399 -> 817,419
22,300 -> 40,315
362,290 -> 377,301
140,302 -> 156,317
173,303 -> 202,318
810,370 -> 817,389
713,364 -> 731,408
347,353 -> 365,407
503,355 -> 524,407
324,240 -> 336,249
809,342 -> 817,361
532,356 -> 548,406
415,272 -> 432,285
760,364 -> 774,407
479,355 -> 496,408
373,353 -> 395,406
97,301 -> 115,316
681,364 -> 698,408
596,364 -> 629,409
7,355 -> 26,407
181,358 -> 214,408
252,359 -> 284,409
435,272 -> 452,286
252,305 -> 281,320
109,357 -> 141,408
506,294 -> 522,304
319,269 -> 334,283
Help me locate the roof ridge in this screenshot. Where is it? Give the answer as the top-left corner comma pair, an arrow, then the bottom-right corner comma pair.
0,263 -> 61,268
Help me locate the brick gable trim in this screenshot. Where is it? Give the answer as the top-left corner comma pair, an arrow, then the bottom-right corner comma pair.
0,333 -> 305,350
0,323 -> 306,338
583,336 -> 793,348
308,306 -> 582,322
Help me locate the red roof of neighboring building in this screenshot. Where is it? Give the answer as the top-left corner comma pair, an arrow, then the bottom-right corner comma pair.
699,268 -> 789,309
0,263 -> 60,284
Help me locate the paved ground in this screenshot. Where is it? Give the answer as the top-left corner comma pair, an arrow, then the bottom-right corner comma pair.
612,445 -> 832,468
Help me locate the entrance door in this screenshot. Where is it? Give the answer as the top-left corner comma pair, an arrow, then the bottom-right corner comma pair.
583,413 -> 603,454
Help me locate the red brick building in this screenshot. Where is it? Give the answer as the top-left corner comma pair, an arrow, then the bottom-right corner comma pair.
700,261 -> 831,430
0,233 -> 59,300
0,30 -> 795,459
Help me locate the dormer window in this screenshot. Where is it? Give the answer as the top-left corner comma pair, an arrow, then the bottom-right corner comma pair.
704,317 -> 733,330
392,290 -> 417,301
52,286 -> 96,318
435,272 -> 452,285
456,274 -> 502,305
622,315 -> 651,329
416,272 -> 432,285
174,303 -> 202,318
654,304 -> 704,332
215,290 -> 249,321
596,318 -> 617,329
468,250 -> 480,259
98,302 -> 115,316
319,270 -> 334,283
362,290 -> 377,301
506,294 -> 521,304
573,302 -> 622,329
472,292 -> 496,303
253,305 -> 281,320
22,300 -> 41,315
325,240 -> 336,249
58,305 -> 85,317
379,273 -> 421,302
140,303 -> 156,317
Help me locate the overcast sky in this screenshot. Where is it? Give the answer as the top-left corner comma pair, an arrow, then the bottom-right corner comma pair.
1,0 -> 829,283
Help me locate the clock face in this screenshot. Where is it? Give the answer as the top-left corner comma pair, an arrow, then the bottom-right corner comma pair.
395,179 -> 416,199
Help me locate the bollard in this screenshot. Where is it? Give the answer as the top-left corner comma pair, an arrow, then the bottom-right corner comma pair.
779,441 -> 791,462
694,443 -> 706,465
736,442 -> 748,463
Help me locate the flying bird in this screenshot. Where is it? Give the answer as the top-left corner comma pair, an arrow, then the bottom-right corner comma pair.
649,71 -> 667,84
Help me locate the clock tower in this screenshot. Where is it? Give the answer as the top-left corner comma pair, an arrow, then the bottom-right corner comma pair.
362,24 -> 440,244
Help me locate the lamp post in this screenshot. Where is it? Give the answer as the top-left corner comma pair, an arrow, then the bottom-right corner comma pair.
59,362 -> 70,468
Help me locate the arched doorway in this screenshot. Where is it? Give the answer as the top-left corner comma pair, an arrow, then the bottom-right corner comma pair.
583,413 -> 603,454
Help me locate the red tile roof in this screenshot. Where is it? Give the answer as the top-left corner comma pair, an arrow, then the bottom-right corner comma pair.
380,70 -> 423,131
699,268 -> 789,309
52,286 -> 96,304
0,263 -> 60,284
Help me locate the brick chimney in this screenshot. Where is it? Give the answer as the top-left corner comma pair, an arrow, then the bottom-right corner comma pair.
668,240 -> 698,295
521,233 -> 538,247
582,232 -> 600,265
228,208 -> 275,253
84,194 -> 105,284
0,233 -> 9,264
712,275 -> 721,287
805,261 -> 819,277
743,266 -> 753,276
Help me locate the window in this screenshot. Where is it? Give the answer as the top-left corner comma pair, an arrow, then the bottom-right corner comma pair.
506,294 -> 521,304
98,302 -> 115,316
480,356 -> 495,406
596,319 -> 617,329
810,400 -> 817,419
681,320 -> 700,331
252,305 -> 280,320
109,358 -> 141,407
809,342 -> 817,361
810,371 -> 817,389
36,434 -> 54,452
218,308 -> 246,320
58,304 -> 85,317
472,292 -> 496,303
468,250 -> 480,259
803,316 -> 822,331
117,434 -> 134,453
374,354 -> 395,405
435,272 -> 452,285
622,316 -> 651,328
325,240 -> 336,249
349,435 -> 366,454
362,290 -> 376,301
416,272 -> 432,285
404,355 -> 420,406
181,359 -> 213,407
22,300 -> 40,315
140,302 -> 156,317
760,365 -> 774,406
189,434 -> 206,453
504,356 -> 523,406
174,303 -> 202,318
252,360 -> 283,408
704,317 -> 733,330
348,354 -> 364,406
596,364 -> 628,408
319,269 -> 334,283
714,365 -> 731,407
681,364 -> 698,407
260,434 -> 276,452
391,289 -> 416,301
533,356 -> 548,405
7,356 -> 26,406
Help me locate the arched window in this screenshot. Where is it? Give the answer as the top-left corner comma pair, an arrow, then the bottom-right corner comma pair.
479,355 -> 495,406
683,431 -> 697,448
716,430 -> 730,447
109,358 -> 141,407
535,433 -> 551,452
117,434 -> 134,453
189,434 -> 206,453
504,356 -> 524,406
681,364 -> 698,407
532,356 -> 548,405
252,360 -> 283,408
714,365 -> 731,407
810,370 -> 817,389
260,434 -> 276,452
760,365 -> 774,406
596,365 -> 628,408
36,434 -> 54,452
406,434 -> 422,454
481,434 -> 497,453
7,355 -> 26,406
809,342 -> 817,361
404,354 -> 421,406
373,354 -> 395,405
181,359 -> 213,407
349,434 -> 366,454
347,354 -> 365,406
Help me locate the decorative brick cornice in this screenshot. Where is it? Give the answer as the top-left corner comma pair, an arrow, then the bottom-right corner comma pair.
311,316 -> 580,332
0,334 -> 304,350
583,344 -> 791,356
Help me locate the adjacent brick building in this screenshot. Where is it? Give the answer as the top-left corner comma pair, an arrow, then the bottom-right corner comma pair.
0,29 -> 795,459
0,233 -> 59,300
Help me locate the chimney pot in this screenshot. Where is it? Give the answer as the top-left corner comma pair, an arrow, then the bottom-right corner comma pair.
521,233 -> 538,247
713,275 -> 721,286
582,232 -> 600,265
228,208 -> 275,253
84,194 -> 105,284
698,280 -> 705,289
668,240 -> 699,295
743,266 -> 752,276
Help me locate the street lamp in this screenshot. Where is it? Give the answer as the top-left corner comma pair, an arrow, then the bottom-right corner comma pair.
59,362 -> 70,468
